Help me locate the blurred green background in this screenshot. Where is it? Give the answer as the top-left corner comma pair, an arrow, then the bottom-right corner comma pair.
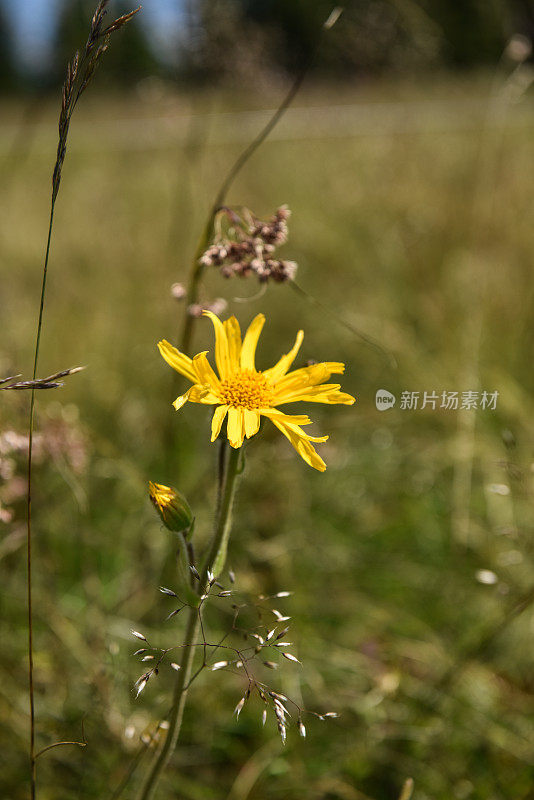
1,2 -> 534,800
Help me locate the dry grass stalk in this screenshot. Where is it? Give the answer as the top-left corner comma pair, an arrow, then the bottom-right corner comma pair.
0,366 -> 84,391
25,4 -> 140,799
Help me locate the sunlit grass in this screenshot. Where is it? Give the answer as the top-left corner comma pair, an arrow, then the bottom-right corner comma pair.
1,78 -> 533,799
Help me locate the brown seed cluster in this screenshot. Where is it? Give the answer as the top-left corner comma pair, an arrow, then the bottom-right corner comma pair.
200,206 -> 297,284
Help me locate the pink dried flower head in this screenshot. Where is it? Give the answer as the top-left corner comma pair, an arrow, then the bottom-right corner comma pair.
199,205 -> 297,285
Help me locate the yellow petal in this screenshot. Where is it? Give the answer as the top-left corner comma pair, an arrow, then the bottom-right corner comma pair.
244,409 -> 261,439
270,416 -> 327,472
263,330 -> 304,383
173,393 -> 189,411
261,408 -> 312,427
158,340 -> 197,383
172,384 -> 218,410
192,351 -> 221,392
264,409 -> 328,442
273,362 -> 345,398
240,314 -> 265,370
224,316 -> 242,372
275,382 -> 356,405
227,406 -> 245,448
172,386 -> 195,410
211,405 -> 229,441
203,310 -> 230,380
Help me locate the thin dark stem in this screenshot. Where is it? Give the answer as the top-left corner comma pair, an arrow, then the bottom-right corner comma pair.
34,740 -> 86,759
137,443 -> 242,800
26,199 -> 56,800
289,280 -> 397,369
437,582 -> 534,693
110,745 -> 150,800
24,6 -> 140,797
178,12 -> 335,355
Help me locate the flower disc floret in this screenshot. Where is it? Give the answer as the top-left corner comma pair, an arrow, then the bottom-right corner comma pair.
219,369 -> 272,410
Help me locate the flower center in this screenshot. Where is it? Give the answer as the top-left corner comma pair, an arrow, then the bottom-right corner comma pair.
219,369 -> 272,410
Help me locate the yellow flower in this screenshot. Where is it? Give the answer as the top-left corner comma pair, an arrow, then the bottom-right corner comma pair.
149,481 -> 194,535
157,312 -> 355,472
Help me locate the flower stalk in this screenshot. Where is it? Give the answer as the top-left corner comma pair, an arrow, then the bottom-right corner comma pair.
138,442 -> 242,800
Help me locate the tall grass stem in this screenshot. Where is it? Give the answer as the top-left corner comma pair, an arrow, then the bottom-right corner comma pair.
26,200 -> 56,800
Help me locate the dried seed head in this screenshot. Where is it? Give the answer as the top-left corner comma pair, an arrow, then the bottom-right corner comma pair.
270,691 -> 289,702
505,34 -> 532,63
324,6 -> 343,30
234,695 -> 247,717
282,652 -> 300,664
199,206 -> 297,285
171,282 -> 186,300
165,608 -> 184,621
278,722 -> 287,745
131,630 -> 147,642
170,662 -> 181,671
263,661 -> 278,670
272,610 -> 291,622
159,586 -> 177,597
209,297 -> 228,316
273,700 -> 290,720
211,661 -> 229,671
262,708 -> 267,726
298,719 -> 306,738
188,303 -> 203,318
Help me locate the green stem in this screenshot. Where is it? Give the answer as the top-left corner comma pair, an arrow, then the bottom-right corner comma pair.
202,444 -> 241,579
137,443 -> 242,800
27,199 -> 56,800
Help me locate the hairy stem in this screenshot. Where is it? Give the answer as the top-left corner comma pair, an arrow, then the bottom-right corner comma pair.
137,443 -> 242,800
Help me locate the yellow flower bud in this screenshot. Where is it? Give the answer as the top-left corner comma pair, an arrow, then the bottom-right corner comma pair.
148,481 -> 194,538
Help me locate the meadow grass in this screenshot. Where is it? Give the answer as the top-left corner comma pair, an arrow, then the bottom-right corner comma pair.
1,77 -> 533,799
